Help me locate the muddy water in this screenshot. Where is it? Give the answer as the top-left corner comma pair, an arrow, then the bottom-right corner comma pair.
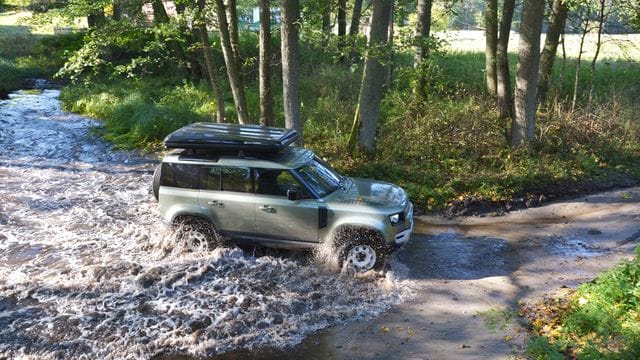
0,90 -> 413,359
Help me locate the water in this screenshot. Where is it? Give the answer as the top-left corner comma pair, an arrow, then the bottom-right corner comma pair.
0,90 -> 413,359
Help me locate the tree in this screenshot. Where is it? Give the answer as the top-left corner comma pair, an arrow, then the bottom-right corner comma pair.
496,0 -> 515,119
511,0 -> 545,147
213,0 -> 251,124
226,0 -> 242,66
281,0 -> 303,143
338,0 -> 347,37
349,0 -> 364,35
321,0 -> 331,45
259,0 -> 274,126
353,0 -> 394,156
196,0 -> 226,123
484,0 -> 498,95
538,0 -> 568,104
414,0 -> 433,96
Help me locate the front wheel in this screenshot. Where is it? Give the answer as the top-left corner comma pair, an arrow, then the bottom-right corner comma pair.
337,229 -> 388,272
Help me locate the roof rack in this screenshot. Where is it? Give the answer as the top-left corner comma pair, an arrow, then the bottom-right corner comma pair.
164,122 -> 299,153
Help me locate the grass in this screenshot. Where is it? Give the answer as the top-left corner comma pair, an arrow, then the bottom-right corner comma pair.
524,248 -> 640,359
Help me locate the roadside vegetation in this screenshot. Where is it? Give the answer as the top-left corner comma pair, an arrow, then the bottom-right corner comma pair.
59,37 -> 640,212
524,247 -> 640,359
0,4 -> 82,97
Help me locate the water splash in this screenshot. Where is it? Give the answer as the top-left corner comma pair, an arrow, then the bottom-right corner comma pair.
0,90 -> 413,358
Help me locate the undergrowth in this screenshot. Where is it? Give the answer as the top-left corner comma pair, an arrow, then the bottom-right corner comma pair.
59,45 -> 640,211
524,248 -> 640,359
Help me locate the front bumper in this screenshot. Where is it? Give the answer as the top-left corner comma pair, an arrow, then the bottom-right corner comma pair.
393,202 -> 414,247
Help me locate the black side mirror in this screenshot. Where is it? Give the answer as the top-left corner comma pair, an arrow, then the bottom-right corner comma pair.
287,187 -> 300,201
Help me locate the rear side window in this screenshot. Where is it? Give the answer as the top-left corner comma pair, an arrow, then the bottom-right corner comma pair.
201,166 -> 221,191
160,163 -> 200,189
221,167 -> 252,193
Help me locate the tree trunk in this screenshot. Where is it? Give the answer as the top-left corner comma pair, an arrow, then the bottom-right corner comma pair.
572,17 -> 590,112
349,0 -> 364,35
151,0 -> 169,23
496,0 -> 515,119
511,0 -> 545,148
321,0 -> 331,46
353,0 -> 393,156
484,0 -> 498,95
214,0 -> 250,124
538,0 -> 568,104
87,8 -> 106,28
413,0 -> 433,96
112,1 -> 122,20
281,0 -> 303,143
226,0 -> 242,66
196,0 -> 226,123
259,0 -> 274,126
338,0 -> 347,37
386,1 -> 394,86
589,0 -> 606,106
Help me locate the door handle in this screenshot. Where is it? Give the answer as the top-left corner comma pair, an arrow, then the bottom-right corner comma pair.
259,205 -> 275,213
208,200 -> 224,207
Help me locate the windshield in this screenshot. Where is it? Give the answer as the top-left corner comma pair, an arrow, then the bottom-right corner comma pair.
295,158 -> 342,198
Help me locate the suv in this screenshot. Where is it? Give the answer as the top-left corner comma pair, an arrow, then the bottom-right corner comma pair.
153,123 -> 413,271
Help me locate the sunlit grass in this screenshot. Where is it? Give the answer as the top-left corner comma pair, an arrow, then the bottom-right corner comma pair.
435,30 -> 640,61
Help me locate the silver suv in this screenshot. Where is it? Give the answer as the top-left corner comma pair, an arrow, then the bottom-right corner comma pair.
153,123 -> 413,271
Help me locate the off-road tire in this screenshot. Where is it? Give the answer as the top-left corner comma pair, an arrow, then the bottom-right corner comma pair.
152,164 -> 161,201
174,217 -> 219,252
337,228 -> 388,272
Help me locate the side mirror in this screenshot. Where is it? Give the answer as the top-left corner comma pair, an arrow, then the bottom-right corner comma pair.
287,187 -> 301,201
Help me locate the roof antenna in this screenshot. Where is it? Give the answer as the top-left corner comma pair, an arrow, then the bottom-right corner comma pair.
237,150 -> 245,158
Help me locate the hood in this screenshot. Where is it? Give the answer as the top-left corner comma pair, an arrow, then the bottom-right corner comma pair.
329,177 -> 407,209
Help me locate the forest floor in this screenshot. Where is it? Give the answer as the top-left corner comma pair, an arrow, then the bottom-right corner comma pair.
218,186 -> 640,359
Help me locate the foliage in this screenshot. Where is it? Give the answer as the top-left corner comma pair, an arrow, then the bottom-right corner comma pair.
56,20 -> 186,82
523,248 -> 640,359
0,16 -> 78,96
59,36 -> 640,211
60,78 -> 216,149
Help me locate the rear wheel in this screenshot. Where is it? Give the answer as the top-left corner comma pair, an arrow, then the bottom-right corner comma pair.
174,217 -> 219,252
152,164 -> 161,201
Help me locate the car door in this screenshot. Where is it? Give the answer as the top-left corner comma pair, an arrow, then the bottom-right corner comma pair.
253,168 -> 320,243
198,166 -> 256,236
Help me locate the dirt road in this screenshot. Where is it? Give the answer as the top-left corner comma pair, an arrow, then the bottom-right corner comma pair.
222,187 -> 640,359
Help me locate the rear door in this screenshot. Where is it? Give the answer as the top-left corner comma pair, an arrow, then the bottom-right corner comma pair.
254,168 -> 319,243
199,166 -> 256,235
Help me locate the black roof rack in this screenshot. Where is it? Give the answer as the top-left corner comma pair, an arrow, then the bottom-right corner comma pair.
164,123 -> 299,152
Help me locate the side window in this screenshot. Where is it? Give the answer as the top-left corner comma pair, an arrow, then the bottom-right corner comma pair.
201,166 -> 221,191
221,167 -> 253,193
255,169 -> 308,198
160,163 -> 200,189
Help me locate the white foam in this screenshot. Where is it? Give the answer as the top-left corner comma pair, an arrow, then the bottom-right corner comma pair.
0,90 -> 414,358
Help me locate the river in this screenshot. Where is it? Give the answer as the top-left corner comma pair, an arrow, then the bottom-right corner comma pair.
0,90 -> 413,359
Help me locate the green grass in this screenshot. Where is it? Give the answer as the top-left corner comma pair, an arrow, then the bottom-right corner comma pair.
526,249 -> 640,359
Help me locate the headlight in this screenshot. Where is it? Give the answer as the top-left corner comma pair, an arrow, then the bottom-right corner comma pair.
389,212 -> 403,225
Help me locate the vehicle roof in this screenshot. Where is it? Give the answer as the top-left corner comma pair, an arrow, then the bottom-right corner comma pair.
162,146 -> 316,170
163,122 -> 299,152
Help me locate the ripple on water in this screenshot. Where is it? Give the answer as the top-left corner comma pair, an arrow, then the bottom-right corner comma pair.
0,90 -> 413,359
